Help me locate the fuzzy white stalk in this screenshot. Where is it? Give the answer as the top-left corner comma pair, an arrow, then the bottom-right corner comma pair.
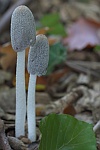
27,74 -> 37,141
16,50 -> 26,137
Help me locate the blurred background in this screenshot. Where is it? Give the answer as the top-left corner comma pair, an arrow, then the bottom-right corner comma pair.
0,0 -> 100,149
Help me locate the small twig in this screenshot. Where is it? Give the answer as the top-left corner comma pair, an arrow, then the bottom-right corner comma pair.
0,0 -> 32,33
0,119 -> 12,150
66,61 -> 100,77
67,61 -> 100,69
42,87 -> 83,115
93,120 -> 100,132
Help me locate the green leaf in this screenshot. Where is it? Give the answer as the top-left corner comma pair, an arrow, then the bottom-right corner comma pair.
94,45 -> 100,51
40,13 -> 66,36
41,13 -> 60,27
39,114 -> 96,150
48,23 -> 66,36
47,43 -> 67,74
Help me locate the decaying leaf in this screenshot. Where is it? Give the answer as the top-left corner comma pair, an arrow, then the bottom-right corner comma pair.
0,43 -> 16,71
47,68 -> 69,85
63,104 -> 76,116
36,27 -> 50,35
63,18 -> 100,50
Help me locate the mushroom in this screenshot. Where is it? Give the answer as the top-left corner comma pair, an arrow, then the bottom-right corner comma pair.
11,5 -> 36,137
27,34 -> 49,141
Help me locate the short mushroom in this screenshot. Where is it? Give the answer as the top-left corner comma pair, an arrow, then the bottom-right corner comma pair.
11,5 -> 36,137
27,34 -> 49,141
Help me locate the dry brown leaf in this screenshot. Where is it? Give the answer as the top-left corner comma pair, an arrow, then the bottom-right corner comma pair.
36,76 -> 48,91
25,71 -> 48,91
36,104 -> 46,116
47,68 -> 70,85
25,47 -> 29,63
0,44 -> 30,72
48,38 -> 57,45
63,18 -> 100,50
36,27 -> 50,35
0,43 -> 16,71
0,43 -> 30,72
63,104 -> 76,116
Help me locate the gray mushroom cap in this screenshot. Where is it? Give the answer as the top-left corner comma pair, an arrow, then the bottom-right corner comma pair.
28,34 -> 49,76
11,5 -> 36,52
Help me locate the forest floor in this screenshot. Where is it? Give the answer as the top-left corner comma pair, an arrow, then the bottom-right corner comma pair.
0,0 -> 100,150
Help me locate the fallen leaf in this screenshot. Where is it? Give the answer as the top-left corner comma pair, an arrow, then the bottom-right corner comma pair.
36,76 -> 48,91
36,104 -> 46,116
0,43 -> 16,71
63,104 -> 76,116
47,67 -> 69,85
25,69 -> 29,90
48,38 -> 58,45
25,47 -> 29,63
0,43 -> 30,72
36,27 -> 50,35
63,18 -> 100,50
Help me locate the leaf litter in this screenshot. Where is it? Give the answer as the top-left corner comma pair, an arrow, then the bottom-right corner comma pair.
0,0 -> 100,149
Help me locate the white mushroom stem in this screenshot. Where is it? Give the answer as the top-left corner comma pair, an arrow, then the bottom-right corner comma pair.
27,74 -> 37,141
16,50 -> 26,137
27,35 -> 49,141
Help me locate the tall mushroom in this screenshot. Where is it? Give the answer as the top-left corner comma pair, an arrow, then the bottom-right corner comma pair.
11,5 -> 36,137
27,34 -> 49,141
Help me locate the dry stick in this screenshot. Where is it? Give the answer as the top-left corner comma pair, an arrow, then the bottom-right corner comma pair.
0,0 -> 31,33
0,119 -> 12,150
66,62 -> 100,77
67,61 -> 100,69
93,121 -> 100,132
42,87 -> 83,115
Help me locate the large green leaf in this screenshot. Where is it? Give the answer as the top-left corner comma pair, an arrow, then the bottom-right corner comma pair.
47,42 -> 67,74
39,114 -> 96,150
